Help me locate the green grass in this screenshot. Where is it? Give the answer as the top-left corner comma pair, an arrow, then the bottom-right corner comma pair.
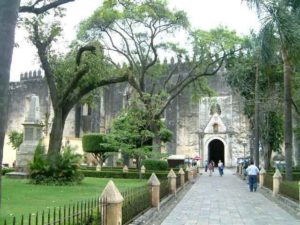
0,177 -> 147,223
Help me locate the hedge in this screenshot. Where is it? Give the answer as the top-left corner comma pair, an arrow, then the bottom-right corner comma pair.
79,170 -> 169,180
280,181 -> 299,202
141,160 -> 168,170
2,168 -> 15,175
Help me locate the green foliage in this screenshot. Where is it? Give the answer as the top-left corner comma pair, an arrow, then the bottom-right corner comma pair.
141,159 -> 168,170
106,107 -> 172,167
29,144 -> 83,185
2,168 -> 15,175
82,133 -> 118,166
280,181 -> 299,201
159,128 -> 173,143
80,170 -> 168,179
260,112 -> 283,152
8,131 -> 23,150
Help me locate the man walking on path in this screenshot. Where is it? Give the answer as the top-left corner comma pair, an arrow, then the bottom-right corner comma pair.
246,161 -> 259,192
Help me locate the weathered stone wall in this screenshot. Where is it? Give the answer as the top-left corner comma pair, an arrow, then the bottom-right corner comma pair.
3,68 -> 251,167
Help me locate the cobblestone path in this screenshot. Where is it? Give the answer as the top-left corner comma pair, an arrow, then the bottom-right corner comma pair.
161,169 -> 300,225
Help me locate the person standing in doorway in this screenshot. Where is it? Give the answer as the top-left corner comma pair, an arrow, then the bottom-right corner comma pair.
208,161 -> 214,176
218,160 -> 224,176
246,161 -> 259,192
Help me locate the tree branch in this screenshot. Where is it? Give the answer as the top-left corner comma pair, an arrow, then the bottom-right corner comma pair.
32,22 -> 58,104
76,45 -> 96,66
19,0 -> 75,15
67,73 -> 129,109
292,98 -> 300,116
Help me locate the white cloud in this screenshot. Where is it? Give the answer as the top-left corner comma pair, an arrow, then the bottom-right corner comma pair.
10,0 -> 259,81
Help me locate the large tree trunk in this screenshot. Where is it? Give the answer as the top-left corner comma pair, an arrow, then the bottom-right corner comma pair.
282,48 -> 293,181
48,108 -> 67,158
263,143 -> 272,170
254,64 -> 260,167
0,0 -> 20,208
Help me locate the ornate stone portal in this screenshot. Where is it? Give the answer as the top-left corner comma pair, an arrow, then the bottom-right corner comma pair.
197,96 -> 249,167
16,95 -> 43,171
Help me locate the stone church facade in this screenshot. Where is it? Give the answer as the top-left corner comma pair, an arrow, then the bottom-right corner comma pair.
4,68 -> 250,167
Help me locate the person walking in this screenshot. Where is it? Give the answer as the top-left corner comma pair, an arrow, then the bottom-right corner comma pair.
204,160 -> 208,172
246,161 -> 259,192
218,160 -> 224,176
208,161 -> 214,176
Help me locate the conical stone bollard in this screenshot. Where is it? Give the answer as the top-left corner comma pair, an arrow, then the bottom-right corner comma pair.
100,180 -> 124,225
178,168 -> 185,187
141,165 -> 146,174
259,167 -> 266,188
273,169 -> 282,196
167,169 -> 177,194
123,165 -> 128,173
148,173 -> 160,209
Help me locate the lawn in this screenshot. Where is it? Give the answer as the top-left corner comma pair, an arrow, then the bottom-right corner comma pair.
0,177 -> 147,223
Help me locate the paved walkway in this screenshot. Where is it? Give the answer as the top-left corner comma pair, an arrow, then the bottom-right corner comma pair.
161,169 -> 300,225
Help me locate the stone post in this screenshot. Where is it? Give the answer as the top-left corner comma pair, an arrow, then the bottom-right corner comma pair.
273,169 -> 282,196
96,164 -> 101,171
187,167 -> 193,181
100,180 -> 124,225
178,168 -> 185,187
123,165 -> 128,173
141,165 -> 146,174
193,167 -> 197,178
167,169 -> 177,194
259,167 -> 266,188
148,173 -> 160,210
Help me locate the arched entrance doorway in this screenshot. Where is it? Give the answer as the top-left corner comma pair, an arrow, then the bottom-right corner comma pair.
208,139 -> 225,166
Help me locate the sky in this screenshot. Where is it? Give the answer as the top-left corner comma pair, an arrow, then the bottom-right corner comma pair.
10,0 -> 259,82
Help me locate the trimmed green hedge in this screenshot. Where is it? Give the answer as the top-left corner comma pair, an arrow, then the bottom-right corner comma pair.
79,170 -> 169,180
2,168 -> 15,175
141,160 -> 168,170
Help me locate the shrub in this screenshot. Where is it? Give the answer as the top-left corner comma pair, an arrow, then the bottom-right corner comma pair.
2,168 -> 15,175
141,159 -> 168,170
8,131 -> 23,150
82,133 -> 117,166
29,144 -> 83,185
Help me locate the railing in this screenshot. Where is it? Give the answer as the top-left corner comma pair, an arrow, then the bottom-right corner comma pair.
279,181 -> 299,202
3,197 -> 106,225
264,174 -> 273,190
121,185 -> 151,225
176,176 -> 181,189
159,179 -> 169,200
184,172 -> 188,183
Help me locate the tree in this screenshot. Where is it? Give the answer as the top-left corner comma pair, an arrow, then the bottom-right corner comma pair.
82,133 -> 117,167
226,33 -> 284,169
0,0 -> 76,208
79,0 -> 242,150
20,3 -> 132,159
244,0 -> 300,180
106,106 -> 171,168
